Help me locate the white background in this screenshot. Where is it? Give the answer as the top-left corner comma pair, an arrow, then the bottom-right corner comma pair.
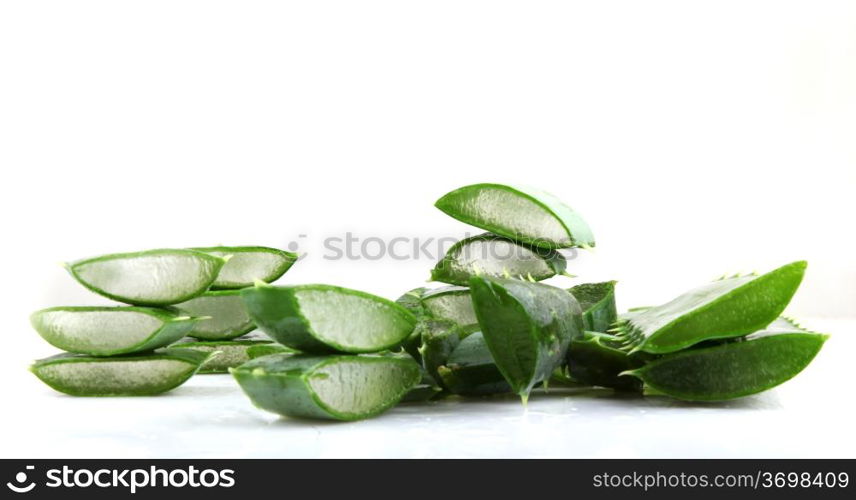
1,1 -> 854,458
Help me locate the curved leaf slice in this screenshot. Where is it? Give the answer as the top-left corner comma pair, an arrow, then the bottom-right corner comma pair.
30,349 -> 210,396
435,183 -> 595,249
420,286 -> 479,331
469,277 -> 583,401
431,233 -> 567,286
169,334 -> 273,373
622,329 -> 827,401
67,249 -> 225,306
613,261 -> 807,354
231,353 -> 420,421
437,332 -> 510,396
30,306 -> 197,356
193,246 -> 297,289
241,283 -> 416,354
569,281 -> 617,333
175,290 -> 255,340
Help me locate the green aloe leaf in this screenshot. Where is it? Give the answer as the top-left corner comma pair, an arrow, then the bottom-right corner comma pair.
437,332 -> 510,396
420,286 -> 479,331
614,261 -> 807,354
416,319 -> 468,389
431,233 -> 567,286
469,276 -> 583,401
175,290 -> 255,340
30,306 -> 197,356
246,343 -> 295,359
231,353 -> 420,421
30,349 -> 210,397
567,334 -> 647,392
193,246 -> 297,289
169,334 -> 274,373
241,283 -> 416,353
66,249 -> 225,306
622,320 -> 827,401
393,287 -> 430,361
435,183 -> 595,249
569,281 -> 617,333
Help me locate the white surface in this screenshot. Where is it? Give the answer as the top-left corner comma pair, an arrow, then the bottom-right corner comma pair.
1,1 -> 854,458
3,319 -> 853,459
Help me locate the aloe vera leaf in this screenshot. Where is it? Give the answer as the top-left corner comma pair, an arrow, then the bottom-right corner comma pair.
435,183 -> 595,249
169,335 -> 274,373
469,276 -> 583,401
431,233 -> 567,286
395,287 -> 429,318
614,261 -> 807,354
437,332 -> 511,396
67,249 -> 225,306
231,353 -> 421,421
175,290 -> 255,340
569,281 -> 618,333
30,349 -> 210,396
622,327 -> 828,401
241,283 -> 417,354
30,306 -> 197,356
192,246 -> 297,289
567,335 -> 647,392
394,287 -> 430,361
420,286 -> 479,330
401,366 -> 443,402
416,319 -> 467,389
246,343 -> 295,359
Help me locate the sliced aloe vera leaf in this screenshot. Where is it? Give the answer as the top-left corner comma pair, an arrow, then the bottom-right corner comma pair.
393,287 -> 430,361
241,283 -> 417,354
437,332 -> 510,396
567,334 -> 647,392
416,319 -> 467,389
67,249 -> 225,306
175,290 -> 255,340
30,306 -> 197,356
420,286 -> 479,331
435,183 -> 595,249
246,343 -> 295,359
169,335 -> 273,373
622,328 -> 828,401
401,366 -> 442,402
614,261 -> 807,354
30,349 -> 210,396
431,233 -> 567,286
469,276 -> 583,401
395,287 -> 429,318
192,246 -> 297,289
232,353 -> 421,421
569,281 -> 617,333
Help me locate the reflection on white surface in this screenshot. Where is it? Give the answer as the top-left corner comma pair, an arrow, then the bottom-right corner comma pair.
3,319 -> 853,459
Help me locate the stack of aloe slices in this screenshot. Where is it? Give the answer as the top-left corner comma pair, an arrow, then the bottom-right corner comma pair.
231,282 -> 423,419
30,246 -> 297,395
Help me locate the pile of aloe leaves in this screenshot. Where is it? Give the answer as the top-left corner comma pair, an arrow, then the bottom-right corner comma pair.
28,183 -> 827,422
